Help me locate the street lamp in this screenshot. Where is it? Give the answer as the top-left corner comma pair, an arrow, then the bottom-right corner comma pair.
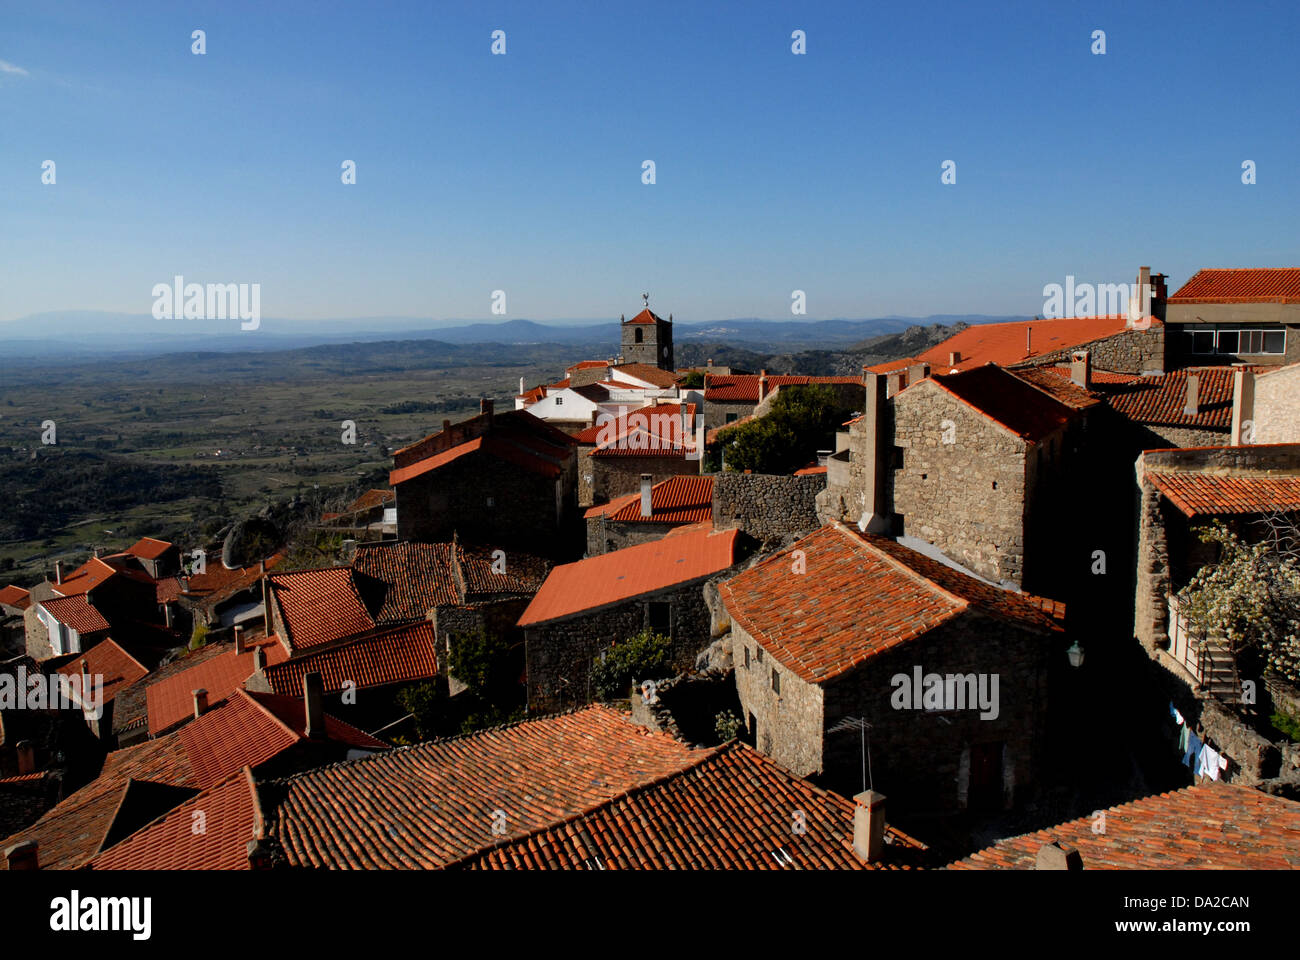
1066,640 -> 1085,668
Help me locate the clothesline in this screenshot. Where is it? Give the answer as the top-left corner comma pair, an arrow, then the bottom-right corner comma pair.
1169,703 -> 1229,782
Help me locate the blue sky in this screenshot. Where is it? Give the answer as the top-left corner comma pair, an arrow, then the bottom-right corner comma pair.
1,0 -> 1296,328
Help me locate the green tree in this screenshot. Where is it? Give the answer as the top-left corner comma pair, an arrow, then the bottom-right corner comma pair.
718,383 -> 851,474
680,371 -> 705,388
590,629 -> 672,701
396,681 -> 445,740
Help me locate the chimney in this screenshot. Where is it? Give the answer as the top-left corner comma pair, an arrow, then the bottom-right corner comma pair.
178,575 -> 190,594
442,419 -> 452,434
639,474 -> 653,518
948,351 -> 961,367
886,370 -> 906,397
1070,350 -> 1092,389
1026,325 -> 1033,355
259,558 -> 266,574
192,688 -> 209,718
519,376 -> 525,395
233,625 -> 244,655
303,671 -> 325,738
852,790 -> 887,863
906,362 -> 930,385
15,740 -> 35,775
93,546 -> 101,558
1035,841 -> 1083,870
54,561 -> 63,586
252,645 -> 266,672
1151,272 -> 1168,318
679,401 -> 689,439
706,358 -> 713,368
163,602 -> 173,629
4,840 -> 38,871
758,369 -> 768,401
860,373 -> 892,534
1183,374 -> 1200,416
1231,366 -> 1256,444
480,397 -> 494,421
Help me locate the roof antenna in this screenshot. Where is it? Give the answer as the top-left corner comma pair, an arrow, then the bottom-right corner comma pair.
827,716 -> 874,794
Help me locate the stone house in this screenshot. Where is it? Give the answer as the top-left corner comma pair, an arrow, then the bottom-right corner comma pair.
585,475 -> 713,555
1230,361 -> 1300,444
702,372 -> 862,431
519,525 -> 740,710
821,364 -> 1082,595
718,522 -> 1063,815
620,306 -> 674,370
712,471 -> 827,546
1165,268 -> 1300,369
23,557 -> 159,661
0,585 -> 31,658
572,401 -> 701,508
390,401 -> 578,556
1133,442 -> 1300,695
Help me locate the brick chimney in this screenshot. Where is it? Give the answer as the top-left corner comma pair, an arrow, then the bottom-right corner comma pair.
192,688 -> 209,719
1035,841 -> 1083,870
852,790 -> 887,863
480,397 -> 494,422
303,671 -> 324,738
1070,350 -> 1092,390
1231,365 -> 1256,444
948,351 -> 961,367
253,645 -> 266,672
15,740 -> 35,775
640,474 -> 653,519
758,369 -> 768,401
4,840 -> 38,870
233,625 -> 243,656
1183,374 -> 1201,416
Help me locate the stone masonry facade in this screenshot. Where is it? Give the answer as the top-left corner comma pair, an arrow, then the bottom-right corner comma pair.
711,472 -> 826,544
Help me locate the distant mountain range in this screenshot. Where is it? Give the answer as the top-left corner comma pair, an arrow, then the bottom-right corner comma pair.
0,311 -> 1030,364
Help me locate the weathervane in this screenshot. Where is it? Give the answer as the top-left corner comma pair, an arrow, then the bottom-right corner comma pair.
642,292 -> 649,308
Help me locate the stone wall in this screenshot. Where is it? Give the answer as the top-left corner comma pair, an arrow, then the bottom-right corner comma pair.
1133,477 -> 1172,654
711,472 -> 825,544
395,448 -> 576,556
733,612 -> 1051,814
590,455 -> 697,507
1016,325 -> 1165,375
433,600 -> 528,697
887,380 -> 1032,586
524,577 -> 716,711
586,518 -> 681,556
703,400 -> 756,431
1252,364 -> 1300,444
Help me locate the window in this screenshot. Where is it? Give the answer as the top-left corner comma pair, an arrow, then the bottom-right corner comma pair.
892,446 -> 905,469
554,396 -> 563,405
744,646 -> 751,668
648,601 -> 671,635
1186,327 -> 1286,356
1189,330 -> 1215,354
1216,330 -> 1239,354
756,646 -> 764,664
725,412 -> 738,424
485,496 -> 495,507
771,668 -> 780,695
635,328 -> 643,343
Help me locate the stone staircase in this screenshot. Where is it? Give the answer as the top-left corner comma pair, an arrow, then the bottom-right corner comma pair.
1198,641 -> 1241,701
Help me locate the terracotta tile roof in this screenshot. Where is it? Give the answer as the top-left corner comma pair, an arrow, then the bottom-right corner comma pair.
390,433 -> 566,485
0,585 -> 30,609
259,705 -> 703,869
584,492 -> 640,520
610,362 -> 681,388
604,476 -> 714,525
269,567 -> 375,649
950,784 -> 1300,869
38,594 -> 110,635
865,315 -> 1141,375
145,638 -> 288,736
706,413 -> 755,444
704,375 -> 860,403
262,621 -> 439,696
461,741 -> 928,870
457,544 -> 551,597
568,360 -> 611,371
1147,472 -> 1300,517
623,308 -> 667,326
54,557 -> 119,596
571,403 -> 697,445
176,689 -> 307,788
928,365 -> 1075,443
1169,268 -> 1300,304
794,464 -> 828,476
111,641 -> 229,738
0,772 -> 45,785
1009,366 -> 1111,410
518,526 -> 738,626
1100,366 -> 1235,430
719,523 -> 1059,684
54,638 -> 148,705
345,488 -> 394,512
125,537 -> 173,561
516,378 -> 571,401
91,771 -> 257,871
244,691 -> 388,751
157,551 -> 284,609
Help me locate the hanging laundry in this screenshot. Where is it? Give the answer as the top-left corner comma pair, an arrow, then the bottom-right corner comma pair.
1179,724 -> 1189,753
1198,744 -> 1222,780
1184,731 -> 1202,768
1173,707 -> 1184,726
1169,702 -> 1178,720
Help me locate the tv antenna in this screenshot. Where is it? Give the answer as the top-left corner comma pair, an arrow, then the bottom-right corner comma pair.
826,716 -> 873,794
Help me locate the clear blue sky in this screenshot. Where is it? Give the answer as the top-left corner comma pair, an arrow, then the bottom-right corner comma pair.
1,0 -> 1296,327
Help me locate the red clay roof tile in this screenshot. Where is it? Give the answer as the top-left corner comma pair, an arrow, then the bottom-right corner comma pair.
1169,268 -> 1300,304
1148,472 -> 1300,517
